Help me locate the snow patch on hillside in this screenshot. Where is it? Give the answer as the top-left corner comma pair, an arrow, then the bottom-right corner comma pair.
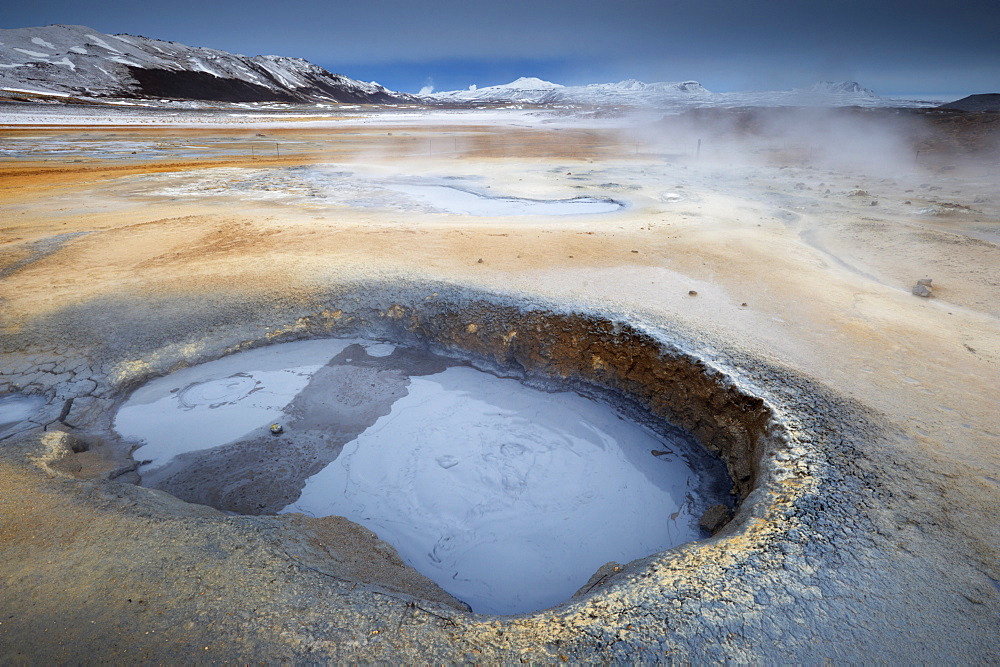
0,24 -> 415,104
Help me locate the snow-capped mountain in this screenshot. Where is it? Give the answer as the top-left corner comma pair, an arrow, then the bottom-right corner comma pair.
808,81 -> 876,97
428,76 -> 710,105
427,77 -> 889,109
0,24 -> 415,103
428,77 -> 564,104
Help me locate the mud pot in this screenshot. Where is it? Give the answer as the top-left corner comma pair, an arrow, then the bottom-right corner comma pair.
113,336 -> 729,615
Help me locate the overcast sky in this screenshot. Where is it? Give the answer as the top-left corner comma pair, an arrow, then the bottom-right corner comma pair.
2,0 -> 997,96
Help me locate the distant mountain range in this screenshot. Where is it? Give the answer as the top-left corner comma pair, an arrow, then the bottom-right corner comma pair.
425,76 -> 881,107
0,24 -> 415,104
426,76 -> 713,105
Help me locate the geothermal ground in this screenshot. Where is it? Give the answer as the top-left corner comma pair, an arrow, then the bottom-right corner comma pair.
0,102 -> 997,662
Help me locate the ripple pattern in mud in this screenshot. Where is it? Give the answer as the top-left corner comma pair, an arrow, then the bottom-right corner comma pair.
177,374 -> 257,409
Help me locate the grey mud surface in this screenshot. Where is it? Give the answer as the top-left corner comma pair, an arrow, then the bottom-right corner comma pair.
1,281 -> 998,662
141,344 -> 457,515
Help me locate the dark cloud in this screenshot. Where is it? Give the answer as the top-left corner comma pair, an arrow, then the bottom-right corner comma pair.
2,0 -> 997,94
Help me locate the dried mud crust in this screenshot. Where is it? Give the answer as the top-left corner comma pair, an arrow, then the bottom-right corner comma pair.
0,283 -> 996,662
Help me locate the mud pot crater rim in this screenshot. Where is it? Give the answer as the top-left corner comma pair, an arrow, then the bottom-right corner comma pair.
25,294 -> 806,616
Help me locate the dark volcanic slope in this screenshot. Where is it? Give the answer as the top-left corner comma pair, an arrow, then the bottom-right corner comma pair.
939,94 -> 1000,112
127,67 -> 298,103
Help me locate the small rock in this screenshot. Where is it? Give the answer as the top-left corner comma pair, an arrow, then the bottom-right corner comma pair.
476,258 -> 483,264
917,278 -> 933,286
912,283 -> 933,297
688,290 -> 698,296
870,200 -> 878,206
741,302 -> 748,307
699,504 -> 732,534
572,561 -> 624,598
269,423 -> 283,435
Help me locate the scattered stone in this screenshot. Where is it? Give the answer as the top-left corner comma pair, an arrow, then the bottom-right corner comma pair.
918,202 -> 974,216
870,200 -> 878,206
848,189 -> 870,197
741,302 -> 748,307
699,504 -> 732,534
688,290 -> 698,296
476,258 -> 483,264
631,249 -> 639,253
912,279 -> 933,297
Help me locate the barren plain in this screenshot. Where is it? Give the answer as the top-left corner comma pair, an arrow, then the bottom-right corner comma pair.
0,103 -> 997,661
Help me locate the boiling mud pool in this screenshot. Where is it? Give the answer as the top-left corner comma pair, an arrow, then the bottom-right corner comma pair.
114,339 -> 718,615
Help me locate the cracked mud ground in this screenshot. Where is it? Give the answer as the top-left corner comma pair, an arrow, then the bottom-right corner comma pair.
0,106 -> 998,662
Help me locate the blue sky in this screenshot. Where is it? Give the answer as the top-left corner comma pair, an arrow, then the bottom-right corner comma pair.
2,0 -> 998,96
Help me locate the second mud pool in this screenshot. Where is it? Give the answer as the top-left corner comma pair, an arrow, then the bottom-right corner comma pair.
113,337 -> 729,614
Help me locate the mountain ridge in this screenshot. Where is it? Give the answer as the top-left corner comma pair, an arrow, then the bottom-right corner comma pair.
426,77 -> 711,105
0,24 -> 416,104
424,76 -> 886,108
